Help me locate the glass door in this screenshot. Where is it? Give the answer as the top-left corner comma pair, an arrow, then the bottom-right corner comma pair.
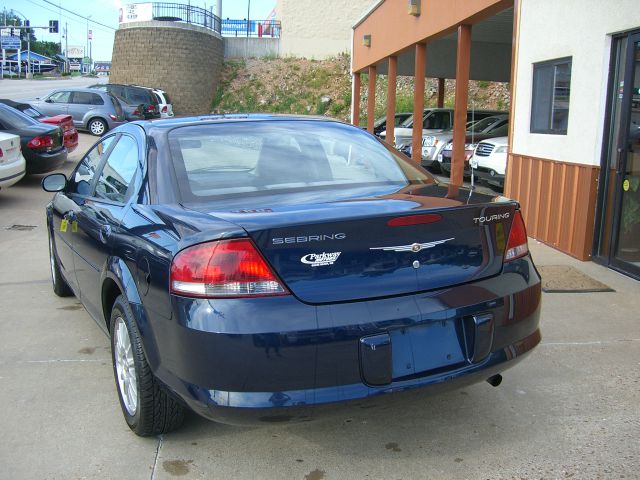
595,32 -> 640,279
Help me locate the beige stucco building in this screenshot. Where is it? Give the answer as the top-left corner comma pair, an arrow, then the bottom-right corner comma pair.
276,0 -> 372,58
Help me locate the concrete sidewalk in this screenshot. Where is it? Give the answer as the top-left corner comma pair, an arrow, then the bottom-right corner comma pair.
0,140 -> 638,479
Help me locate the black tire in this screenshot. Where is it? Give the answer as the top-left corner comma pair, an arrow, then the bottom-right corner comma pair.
87,117 -> 107,136
48,230 -> 73,297
110,295 -> 184,436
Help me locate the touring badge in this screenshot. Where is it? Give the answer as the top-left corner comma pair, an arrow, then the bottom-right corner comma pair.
300,252 -> 341,267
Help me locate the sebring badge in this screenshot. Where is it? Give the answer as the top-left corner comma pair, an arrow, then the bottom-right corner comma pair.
370,238 -> 454,253
301,252 -> 341,267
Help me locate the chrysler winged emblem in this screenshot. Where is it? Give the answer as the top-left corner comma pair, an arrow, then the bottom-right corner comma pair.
370,238 -> 454,253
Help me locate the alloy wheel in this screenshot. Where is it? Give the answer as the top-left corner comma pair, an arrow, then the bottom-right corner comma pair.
89,120 -> 105,135
114,316 -> 138,416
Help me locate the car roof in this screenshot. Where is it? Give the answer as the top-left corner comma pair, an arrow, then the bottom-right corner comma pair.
135,113 -> 347,133
49,87 -> 110,94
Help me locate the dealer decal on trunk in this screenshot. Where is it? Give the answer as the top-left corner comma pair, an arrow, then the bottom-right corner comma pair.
301,252 -> 341,267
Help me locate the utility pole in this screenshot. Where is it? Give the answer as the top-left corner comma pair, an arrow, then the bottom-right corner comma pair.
246,0 -> 250,38
26,22 -> 31,78
65,22 -> 68,73
85,16 -> 89,74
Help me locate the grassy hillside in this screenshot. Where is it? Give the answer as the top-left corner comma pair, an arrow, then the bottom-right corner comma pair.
212,54 -> 510,124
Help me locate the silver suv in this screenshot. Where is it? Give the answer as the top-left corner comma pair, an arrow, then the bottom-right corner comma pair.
32,88 -> 126,136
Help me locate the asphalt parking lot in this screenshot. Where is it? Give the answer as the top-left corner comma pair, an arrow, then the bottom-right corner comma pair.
1,133 -> 639,479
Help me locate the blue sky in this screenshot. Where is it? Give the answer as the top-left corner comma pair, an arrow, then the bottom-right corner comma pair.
2,0 -> 276,61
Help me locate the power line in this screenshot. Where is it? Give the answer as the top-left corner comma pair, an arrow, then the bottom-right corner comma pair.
38,0 -> 116,30
22,0 -> 115,34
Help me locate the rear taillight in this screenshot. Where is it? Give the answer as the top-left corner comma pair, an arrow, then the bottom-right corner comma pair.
133,109 -> 141,116
161,106 -> 167,113
504,210 -> 529,262
170,238 -> 288,298
27,136 -> 54,149
0,148 -> 3,158
147,105 -> 156,112
109,114 -> 117,121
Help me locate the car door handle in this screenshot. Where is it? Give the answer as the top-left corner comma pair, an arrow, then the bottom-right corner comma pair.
99,225 -> 112,243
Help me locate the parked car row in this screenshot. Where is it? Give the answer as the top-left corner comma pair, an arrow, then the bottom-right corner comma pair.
0,84 -> 174,190
373,108 -> 510,191
0,103 -> 67,179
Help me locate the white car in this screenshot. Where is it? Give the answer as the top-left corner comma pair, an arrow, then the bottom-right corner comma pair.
0,132 -> 26,190
470,136 -> 508,189
152,88 -> 174,118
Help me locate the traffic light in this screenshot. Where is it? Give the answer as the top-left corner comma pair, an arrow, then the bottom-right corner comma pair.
49,20 -> 58,33
10,27 -> 14,36
25,20 -> 30,27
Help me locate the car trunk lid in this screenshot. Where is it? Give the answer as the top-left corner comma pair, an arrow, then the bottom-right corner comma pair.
191,185 -> 517,304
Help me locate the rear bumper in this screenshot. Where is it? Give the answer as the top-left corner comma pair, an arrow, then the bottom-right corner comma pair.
0,156 -> 26,188
23,147 -> 67,174
139,255 -> 541,425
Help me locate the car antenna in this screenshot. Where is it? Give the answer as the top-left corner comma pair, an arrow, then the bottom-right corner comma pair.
468,100 -> 476,205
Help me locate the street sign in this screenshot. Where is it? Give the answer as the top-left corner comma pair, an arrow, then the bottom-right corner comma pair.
0,33 -> 20,49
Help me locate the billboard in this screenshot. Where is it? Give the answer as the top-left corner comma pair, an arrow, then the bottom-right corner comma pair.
119,3 -> 153,24
67,46 -> 85,58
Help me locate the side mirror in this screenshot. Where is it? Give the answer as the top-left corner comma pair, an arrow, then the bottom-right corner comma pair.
42,173 -> 67,192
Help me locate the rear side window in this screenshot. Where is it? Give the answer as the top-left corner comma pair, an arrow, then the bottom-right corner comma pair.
94,136 -> 138,203
160,91 -> 171,104
168,121 -> 435,201
72,92 -> 104,105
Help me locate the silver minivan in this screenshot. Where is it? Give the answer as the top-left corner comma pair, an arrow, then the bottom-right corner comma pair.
32,88 -> 126,136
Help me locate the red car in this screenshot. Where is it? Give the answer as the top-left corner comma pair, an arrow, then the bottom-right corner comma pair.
0,99 -> 79,153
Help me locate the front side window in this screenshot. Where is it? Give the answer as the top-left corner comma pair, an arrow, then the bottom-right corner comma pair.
68,136 -> 116,195
47,91 -> 71,103
169,121 -> 435,202
94,136 -> 138,203
531,57 -> 572,134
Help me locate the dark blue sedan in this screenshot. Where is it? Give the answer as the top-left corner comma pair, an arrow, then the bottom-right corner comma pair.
42,115 -> 541,436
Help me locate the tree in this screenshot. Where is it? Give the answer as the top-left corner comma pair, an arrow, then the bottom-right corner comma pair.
31,40 -> 60,58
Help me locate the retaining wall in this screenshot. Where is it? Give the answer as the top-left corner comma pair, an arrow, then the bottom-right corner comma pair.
111,21 -> 223,115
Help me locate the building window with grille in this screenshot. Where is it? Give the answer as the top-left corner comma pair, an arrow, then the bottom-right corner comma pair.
530,57 -> 572,134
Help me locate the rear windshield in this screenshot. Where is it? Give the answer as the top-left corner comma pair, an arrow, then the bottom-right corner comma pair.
155,91 -> 171,104
0,105 -> 40,128
168,120 -> 435,201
